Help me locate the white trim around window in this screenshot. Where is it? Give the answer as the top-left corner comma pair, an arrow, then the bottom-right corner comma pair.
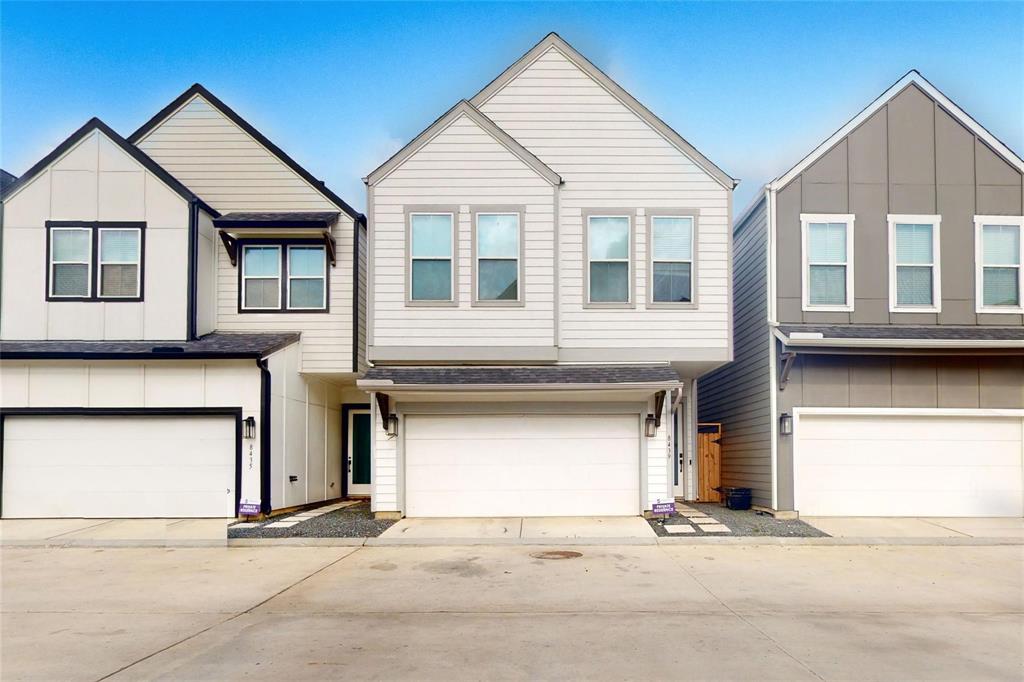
888,214 -> 941,313
800,213 -> 855,312
286,244 -> 328,311
48,227 -> 93,299
974,215 -> 1024,314
97,227 -> 142,299
240,244 -> 282,311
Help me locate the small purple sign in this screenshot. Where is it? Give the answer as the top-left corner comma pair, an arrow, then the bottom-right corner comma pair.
652,500 -> 676,515
238,501 -> 260,516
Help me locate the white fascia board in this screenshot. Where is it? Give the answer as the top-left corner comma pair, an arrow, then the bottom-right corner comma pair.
773,327 -> 1024,349
769,71 -> 1024,192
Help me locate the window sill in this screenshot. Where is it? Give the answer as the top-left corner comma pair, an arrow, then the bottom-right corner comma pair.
471,299 -> 526,308
889,306 -> 941,314
647,301 -> 699,310
405,300 -> 459,308
976,306 -> 1024,315
582,301 -> 637,310
801,305 -> 854,313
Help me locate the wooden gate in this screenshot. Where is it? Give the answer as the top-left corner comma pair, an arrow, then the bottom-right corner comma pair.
697,423 -> 722,502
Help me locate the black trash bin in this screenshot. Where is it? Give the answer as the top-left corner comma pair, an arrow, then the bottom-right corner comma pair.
724,487 -> 752,511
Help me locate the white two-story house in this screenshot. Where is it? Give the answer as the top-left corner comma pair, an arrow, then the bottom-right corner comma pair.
0,85 -> 368,519
360,34 -> 736,518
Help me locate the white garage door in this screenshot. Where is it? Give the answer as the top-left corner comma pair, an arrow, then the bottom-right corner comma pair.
3,415 -> 236,518
795,412 -> 1024,517
404,413 -> 639,517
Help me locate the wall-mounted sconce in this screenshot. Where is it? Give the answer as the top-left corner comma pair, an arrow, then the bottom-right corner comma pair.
243,416 -> 256,439
644,415 -> 658,438
385,414 -> 399,437
779,412 -> 793,436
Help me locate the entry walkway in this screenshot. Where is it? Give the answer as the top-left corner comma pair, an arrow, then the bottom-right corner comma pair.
803,516 -> 1024,539
380,516 -> 657,542
0,518 -> 229,546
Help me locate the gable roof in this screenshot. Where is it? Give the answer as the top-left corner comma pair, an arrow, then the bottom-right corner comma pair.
0,117 -> 218,216
769,70 -> 1024,191
470,32 -> 736,190
365,100 -> 562,186
128,83 -> 363,223
0,169 -> 16,192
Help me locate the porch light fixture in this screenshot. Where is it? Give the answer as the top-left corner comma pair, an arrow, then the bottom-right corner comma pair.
385,414 -> 399,438
243,416 -> 257,439
779,412 -> 793,436
644,415 -> 658,438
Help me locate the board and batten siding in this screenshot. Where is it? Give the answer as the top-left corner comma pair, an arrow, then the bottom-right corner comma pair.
775,83 -> 1024,326
698,197 -> 773,508
371,113 -> 557,351
1,129 -> 191,341
213,219 -> 358,373
134,95 -> 337,213
476,46 -> 731,353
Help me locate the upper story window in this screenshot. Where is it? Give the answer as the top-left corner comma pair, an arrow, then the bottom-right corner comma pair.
409,212 -> 455,304
46,222 -> 143,301
586,214 -> 632,305
240,242 -> 327,312
800,214 -> 854,312
975,216 -> 1023,313
474,211 -> 521,305
888,215 -> 941,313
649,214 -> 696,305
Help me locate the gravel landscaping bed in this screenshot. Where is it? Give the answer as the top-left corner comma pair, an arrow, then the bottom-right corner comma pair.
228,501 -> 396,539
647,502 -> 828,538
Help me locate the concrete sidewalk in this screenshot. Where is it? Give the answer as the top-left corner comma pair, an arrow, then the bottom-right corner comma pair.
0,518 -> 229,547
803,516 -> 1024,539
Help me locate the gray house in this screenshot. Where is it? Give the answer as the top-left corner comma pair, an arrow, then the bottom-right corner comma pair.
700,71 -> 1024,518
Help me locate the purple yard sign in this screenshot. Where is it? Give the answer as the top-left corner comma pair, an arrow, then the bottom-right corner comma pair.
238,501 -> 260,515
652,500 -> 676,515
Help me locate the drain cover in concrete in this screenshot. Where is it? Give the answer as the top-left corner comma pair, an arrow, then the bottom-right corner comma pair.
530,550 -> 583,560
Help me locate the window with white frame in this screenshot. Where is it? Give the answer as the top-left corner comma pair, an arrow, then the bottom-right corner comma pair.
98,228 -> 141,298
888,215 -> 941,312
409,213 -> 454,302
650,215 -> 694,303
287,245 -> 327,310
587,215 -> 631,304
241,245 -> 282,310
49,227 -> 92,298
800,214 -> 854,311
975,216 -> 1023,312
475,212 -> 520,302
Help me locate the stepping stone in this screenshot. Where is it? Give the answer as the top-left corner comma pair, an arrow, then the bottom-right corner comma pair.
691,517 -> 721,525
231,522 -> 259,528
699,524 -> 731,533
265,521 -> 300,528
664,525 -> 696,534
683,513 -> 708,519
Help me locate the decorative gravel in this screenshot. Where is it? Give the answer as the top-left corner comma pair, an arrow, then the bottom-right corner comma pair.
228,501 -> 396,539
647,502 -> 828,538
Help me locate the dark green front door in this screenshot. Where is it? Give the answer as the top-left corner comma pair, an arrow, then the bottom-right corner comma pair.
349,411 -> 371,494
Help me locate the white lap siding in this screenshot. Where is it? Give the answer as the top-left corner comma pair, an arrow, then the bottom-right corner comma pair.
476,47 -> 730,354
371,113 -> 557,351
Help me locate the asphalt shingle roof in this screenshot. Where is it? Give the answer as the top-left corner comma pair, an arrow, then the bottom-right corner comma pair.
0,332 -> 299,359
779,325 -> 1024,341
361,364 -> 681,386
213,212 -> 340,228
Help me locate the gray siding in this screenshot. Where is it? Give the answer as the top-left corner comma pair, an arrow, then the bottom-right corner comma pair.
776,83 -> 1024,325
698,196 -> 772,507
775,353 -> 1024,510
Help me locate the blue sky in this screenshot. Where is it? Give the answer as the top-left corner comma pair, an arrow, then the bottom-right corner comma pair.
2,1 -> 1022,210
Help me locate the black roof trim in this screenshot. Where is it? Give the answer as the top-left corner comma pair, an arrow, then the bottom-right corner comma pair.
362,364 -> 681,386
0,169 -> 16,192
213,211 -> 340,229
0,118 -> 219,217
0,332 -> 299,360
128,84 -> 364,224
779,324 -> 1024,342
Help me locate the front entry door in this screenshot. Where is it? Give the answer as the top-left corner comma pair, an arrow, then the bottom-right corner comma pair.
348,409 -> 371,496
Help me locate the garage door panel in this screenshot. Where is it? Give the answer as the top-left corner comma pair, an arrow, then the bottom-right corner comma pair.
796,414 -> 1023,517
404,413 -> 639,517
3,415 -> 236,518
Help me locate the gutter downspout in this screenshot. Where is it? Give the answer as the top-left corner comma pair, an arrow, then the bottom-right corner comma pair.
258,358 -> 272,514
187,199 -> 199,340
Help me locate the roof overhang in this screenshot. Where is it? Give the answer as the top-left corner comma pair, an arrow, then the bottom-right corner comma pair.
215,213 -> 339,266
773,327 -> 1024,352
0,332 -> 300,361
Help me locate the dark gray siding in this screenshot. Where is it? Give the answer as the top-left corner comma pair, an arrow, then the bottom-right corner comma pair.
698,195 -> 773,508
357,222 -> 368,372
776,83 -> 1024,326
775,353 -> 1024,510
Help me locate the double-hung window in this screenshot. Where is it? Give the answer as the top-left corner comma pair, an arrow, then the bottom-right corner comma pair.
288,246 -> 327,310
47,222 -> 143,301
241,245 -> 282,310
587,214 -> 631,305
650,214 -> 695,304
241,243 -> 328,312
474,212 -> 521,304
888,215 -> 941,312
975,216 -> 1023,313
409,212 -> 454,303
800,214 -> 854,311
49,227 -> 92,298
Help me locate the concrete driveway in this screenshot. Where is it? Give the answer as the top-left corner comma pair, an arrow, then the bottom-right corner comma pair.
2,544 -> 1021,681
380,516 -> 656,541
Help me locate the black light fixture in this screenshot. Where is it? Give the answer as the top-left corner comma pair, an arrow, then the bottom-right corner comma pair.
243,416 -> 257,439
779,412 -> 793,436
644,415 -> 658,438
